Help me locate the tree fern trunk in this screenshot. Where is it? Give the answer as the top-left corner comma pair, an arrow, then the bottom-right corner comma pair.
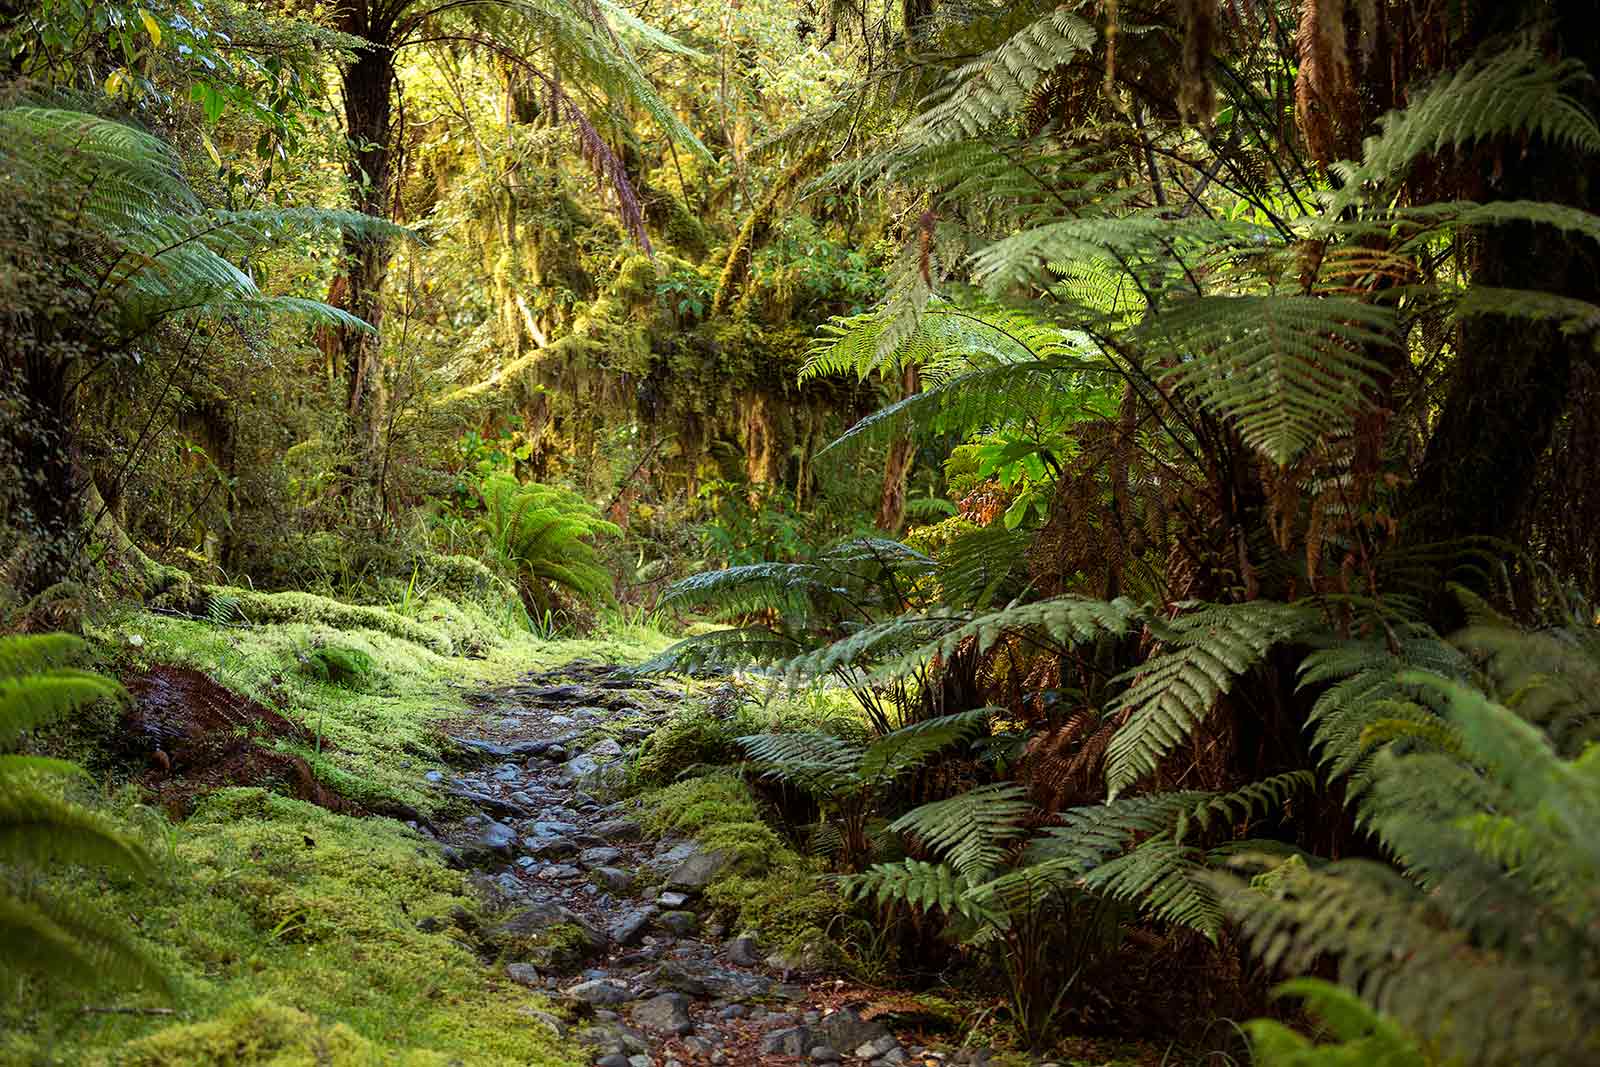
1402,2 -> 1600,592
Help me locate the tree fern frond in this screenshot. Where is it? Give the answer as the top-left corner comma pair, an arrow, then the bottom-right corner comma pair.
858,708 -> 992,783
888,782 -> 1034,881
906,6 -> 1097,146
1105,602 -> 1320,797
885,595 -> 1144,676
1145,295 -> 1398,464
632,628 -> 804,676
1329,45 -> 1600,207
840,858 -> 993,923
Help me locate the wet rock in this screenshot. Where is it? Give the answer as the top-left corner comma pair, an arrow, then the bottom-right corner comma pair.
561,754 -> 603,781
448,735 -> 553,760
538,863 -> 581,879
527,836 -> 578,859
657,910 -> 698,936
595,1055 -> 631,1067
666,848 -> 729,891
759,1027 -> 815,1057
530,819 -> 581,837
596,817 -> 642,841
591,867 -> 634,893
816,1007 -> 891,1053
657,891 -> 690,909
423,770 -> 443,783
446,786 -> 529,817
609,906 -> 657,946
487,901 -> 606,971
579,846 -> 625,867
725,934 -> 760,966
480,821 -> 518,853
632,992 -> 693,1035
717,1005 -> 747,1021
589,738 -> 625,759
505,962 -> 542,987
564,979 -> 634,1006
544,744 -> 568,761
856,1035 -> 900,1059
811,1046 -> 841,1063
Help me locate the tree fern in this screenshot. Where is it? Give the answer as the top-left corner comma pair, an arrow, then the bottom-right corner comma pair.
1105,602 -> 1320,797
0,635 -> 164,991
477,474 -> 620,610
1145,294 -> 1398,465
1328,44 -> 1600,209
906,5 -> 1097,146
1219,666 -> 1600,1067
888,782 -> 1034,881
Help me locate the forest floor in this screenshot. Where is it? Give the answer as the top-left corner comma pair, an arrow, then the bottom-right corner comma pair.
3,599 -> 1153,1067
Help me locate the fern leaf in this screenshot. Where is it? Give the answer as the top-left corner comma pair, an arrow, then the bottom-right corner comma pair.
889,782 -> 1034,881
858,708 -> 992,784
1105,602 -> 1319,797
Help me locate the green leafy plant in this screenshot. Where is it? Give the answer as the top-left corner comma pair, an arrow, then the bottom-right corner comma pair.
0,634 -> 165,991
475,473 -> 620,613
1220,637 -> 1600,1067
739,707 -> 992,871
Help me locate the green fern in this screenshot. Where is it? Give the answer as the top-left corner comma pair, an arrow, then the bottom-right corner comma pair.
1105,602 -> 1320,797
1145,295 -> 1398,465
1219,664 -> 1600,1067
476,474 -> 620,611
0,635 -> 165,991
888,782 -> 1035,882
1328,44 -> 1600,209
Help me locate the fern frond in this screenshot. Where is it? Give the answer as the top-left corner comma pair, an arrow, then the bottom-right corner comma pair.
906,6 -> 1097,146
1105,602 -> 1320,797
737,730 -> 862,795
1146,295 -> 1398,465
1329,45 -> 1600,206
888,782 -> 1034,881
885,595 -> 1144,676
840,858 -> 994,924
858,708 -> 992,783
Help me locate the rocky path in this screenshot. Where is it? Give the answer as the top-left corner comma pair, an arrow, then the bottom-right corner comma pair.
421,662 -> 972,1067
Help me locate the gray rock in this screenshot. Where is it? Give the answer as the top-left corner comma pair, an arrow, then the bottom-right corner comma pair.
596,817 -> 643,841
759,1027 -> 815,1057
667,848 -> 729,891
544,744 -> 568,761
595,1056 -> 631,1067
810,1047 -> 842,1063
480,821 -> 519,853
725,934 -> 760,966
855,1036 -> 900,1059
657,891 -> 690,909
589,738 -> 625,758
530,820 -> 581,837
591,866 -> 634,893
683,1037 -> 717,1056
538,863 -> 581,879
653,841 -> 698,867
494,766 -> 521,782
487,901 -> 606,970
718,1004 -> 747,1020
562,754 -> 603,780
609,906 -> 657,946
876,1049 -> 908,1065
505,962 -> 542,987
508,790 -> 538,808
527,836 -> 578,858
446,786 -> 528,817
817,1007 -> 892,1053
632,992 -> 693,1035
657,910 -> 698,936
423,770 -> 444,783
564,979 -> 634,1006
579,846 -> 625,868
627,1056 -> 652,1067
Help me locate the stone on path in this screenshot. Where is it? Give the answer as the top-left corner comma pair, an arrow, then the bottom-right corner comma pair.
665,847 -> 728,890
632,991 -> 693,1035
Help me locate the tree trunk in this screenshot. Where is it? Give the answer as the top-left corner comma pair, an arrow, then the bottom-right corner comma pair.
1401,3 -> 1600,580
332,30 -> 398,487
876,365 -> 921,535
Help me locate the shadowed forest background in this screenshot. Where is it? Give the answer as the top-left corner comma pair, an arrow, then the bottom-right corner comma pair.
3,1 -> 1600,1065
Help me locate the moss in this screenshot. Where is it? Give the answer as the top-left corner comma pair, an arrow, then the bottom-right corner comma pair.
630,711 -> 748,788
103,996 -> 453,1066
495,923 -> 596,972
1,789 -> 579,1066
300,646 -> 375,689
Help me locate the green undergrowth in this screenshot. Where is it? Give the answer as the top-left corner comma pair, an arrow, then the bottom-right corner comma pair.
85,588 -> 674,814
637,774 -> 854,967
0,789 -> 578,1067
